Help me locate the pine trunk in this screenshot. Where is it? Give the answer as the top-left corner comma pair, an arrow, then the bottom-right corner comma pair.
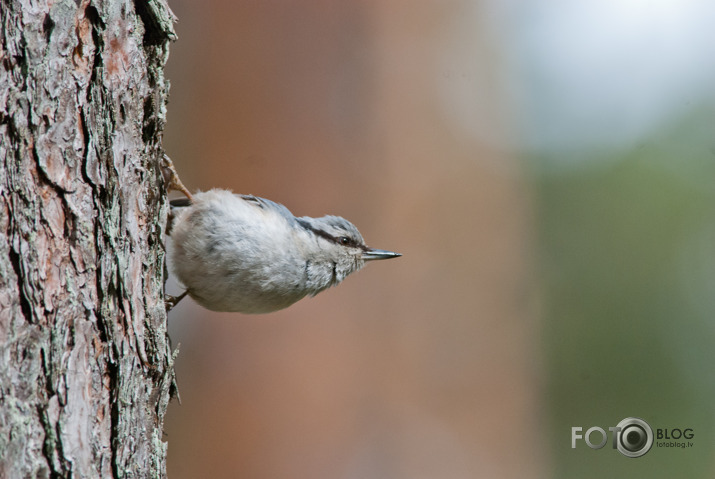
0,0 -> 177,477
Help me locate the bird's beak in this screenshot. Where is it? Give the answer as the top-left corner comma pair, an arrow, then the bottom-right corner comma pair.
363,248 -> 402,261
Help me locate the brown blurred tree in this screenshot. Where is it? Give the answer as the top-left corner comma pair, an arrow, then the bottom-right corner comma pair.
0,1 -> 177,477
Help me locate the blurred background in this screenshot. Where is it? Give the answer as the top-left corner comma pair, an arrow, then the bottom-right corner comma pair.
162,1 -> 715,478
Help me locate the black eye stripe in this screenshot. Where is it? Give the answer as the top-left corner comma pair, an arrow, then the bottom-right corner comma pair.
297,219 -> 367,250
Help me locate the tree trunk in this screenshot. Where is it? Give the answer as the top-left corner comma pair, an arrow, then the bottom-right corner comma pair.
0,0 -> 177,477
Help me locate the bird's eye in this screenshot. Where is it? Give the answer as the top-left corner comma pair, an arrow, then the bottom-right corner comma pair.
339,236 -> 351,245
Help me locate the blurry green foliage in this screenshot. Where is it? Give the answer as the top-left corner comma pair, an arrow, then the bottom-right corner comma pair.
535,108 -> 715,478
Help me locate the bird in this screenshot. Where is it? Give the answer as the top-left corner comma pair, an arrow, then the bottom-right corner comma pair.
162,158 -> 401,313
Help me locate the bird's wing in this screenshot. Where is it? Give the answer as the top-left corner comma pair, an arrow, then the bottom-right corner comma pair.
239,194 -> 263,208
170,197 -> 192,208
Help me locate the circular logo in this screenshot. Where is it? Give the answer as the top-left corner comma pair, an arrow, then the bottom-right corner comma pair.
616,417 -> 653,458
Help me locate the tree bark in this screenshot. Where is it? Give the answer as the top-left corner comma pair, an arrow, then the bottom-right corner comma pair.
0,0 -> 177,477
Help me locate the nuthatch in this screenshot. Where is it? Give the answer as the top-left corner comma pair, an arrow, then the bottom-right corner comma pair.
162,157 -> 400,313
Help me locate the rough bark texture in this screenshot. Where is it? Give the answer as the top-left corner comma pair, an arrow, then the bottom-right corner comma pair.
0,0 -> 177,477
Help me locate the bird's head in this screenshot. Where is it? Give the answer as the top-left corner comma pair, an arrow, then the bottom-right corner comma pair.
296,215 -> 401,284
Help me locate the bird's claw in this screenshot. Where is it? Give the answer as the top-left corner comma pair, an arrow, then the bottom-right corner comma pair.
161,154 -> 194,201
165,290 -> 189,312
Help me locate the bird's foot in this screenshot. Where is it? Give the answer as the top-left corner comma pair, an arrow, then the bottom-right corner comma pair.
165,290 -> 189,312
161,154 -> 194,201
